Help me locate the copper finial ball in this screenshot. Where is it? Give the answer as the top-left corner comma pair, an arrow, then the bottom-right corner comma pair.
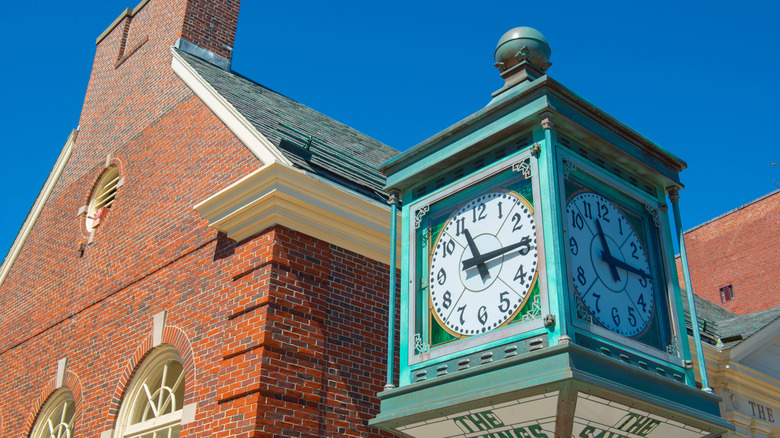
494,27 -> 551,73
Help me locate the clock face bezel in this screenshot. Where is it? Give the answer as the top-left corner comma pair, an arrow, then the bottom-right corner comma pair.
428,189 -> 539,337
407,149 -> 548,365
558,151 -> 682,363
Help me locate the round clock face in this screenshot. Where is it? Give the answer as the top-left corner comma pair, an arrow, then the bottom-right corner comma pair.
429,190 -> 538,336
566,192 -> 655,337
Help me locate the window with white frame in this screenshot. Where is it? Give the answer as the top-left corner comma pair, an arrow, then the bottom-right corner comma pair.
115,346 -> 185,438
29,388 -> 75,438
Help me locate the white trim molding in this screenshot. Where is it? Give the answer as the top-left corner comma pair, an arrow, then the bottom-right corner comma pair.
170,48 -> 291,167
0,129 -> 77,288
194,162 -> 401,266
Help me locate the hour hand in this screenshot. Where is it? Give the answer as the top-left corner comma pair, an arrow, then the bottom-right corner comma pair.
463,229 -> 490,281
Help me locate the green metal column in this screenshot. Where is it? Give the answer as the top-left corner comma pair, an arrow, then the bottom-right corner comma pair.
668,187 -> 712,392
538,112 -> 568,342
385,191 -> 399,390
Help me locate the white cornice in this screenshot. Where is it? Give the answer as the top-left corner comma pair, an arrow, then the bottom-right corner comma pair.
170,48 -> 292,167
0,129 -> 77,287
194,162 -> 400,266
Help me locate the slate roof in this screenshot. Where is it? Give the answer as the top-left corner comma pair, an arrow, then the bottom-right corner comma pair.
177,49 -> 399,202
680,290 -> 780,348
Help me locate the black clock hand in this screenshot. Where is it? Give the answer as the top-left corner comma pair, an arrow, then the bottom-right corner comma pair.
601,252 -> 652,280
595,219 -> 620,282
463,229 -> 490,281
462,236 -> 532,271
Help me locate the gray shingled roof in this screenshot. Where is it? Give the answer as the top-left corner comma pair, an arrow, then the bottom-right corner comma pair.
177,49 -> 398,202
680,290 -> 780,348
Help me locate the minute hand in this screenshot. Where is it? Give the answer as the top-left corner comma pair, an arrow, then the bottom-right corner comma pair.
601,252 -> 652,279
462,236 -> 531,271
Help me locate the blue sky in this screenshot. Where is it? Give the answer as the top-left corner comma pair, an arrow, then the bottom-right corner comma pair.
1,0 -> 778,259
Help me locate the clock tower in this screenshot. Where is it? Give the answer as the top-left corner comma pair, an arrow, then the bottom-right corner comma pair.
372,28 -> 731,437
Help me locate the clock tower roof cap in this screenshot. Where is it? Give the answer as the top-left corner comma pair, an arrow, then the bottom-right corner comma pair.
494,27 -> 552,73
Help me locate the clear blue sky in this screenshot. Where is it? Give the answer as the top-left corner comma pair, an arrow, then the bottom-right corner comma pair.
1,0 -> 778,260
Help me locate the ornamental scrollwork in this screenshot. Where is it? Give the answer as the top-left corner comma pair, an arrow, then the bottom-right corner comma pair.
512,159 -> 532,179
519,293 -> 542,322
563,160 -> 577,179
414,333 -> 430,355
666,335 -> 680,357
414,205 -> 429,229
645,202 -> 661,228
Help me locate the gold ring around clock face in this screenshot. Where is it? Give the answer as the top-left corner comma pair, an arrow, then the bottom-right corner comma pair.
429,190 -> 538,336
566,192 -> 655,337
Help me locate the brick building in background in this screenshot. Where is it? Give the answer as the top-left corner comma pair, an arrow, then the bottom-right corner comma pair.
676,189 -> 780,315
0,0 -> 399,436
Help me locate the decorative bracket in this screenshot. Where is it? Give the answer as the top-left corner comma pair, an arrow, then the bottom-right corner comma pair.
512,159 -> 532,179
562,159 -> 577,179
645,202 -> 661,228
530,142 -> 541,156
414,333 -> 430,355
414,205 -> 429,229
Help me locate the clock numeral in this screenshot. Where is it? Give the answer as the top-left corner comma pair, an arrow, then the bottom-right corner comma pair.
570,210 -> 584,230
592,293 -> 602,313
457,305 -> 467,325
441,239 -> 455,258
472,203 -> 487,223
639,276 -> 648,288
443,291 -> 452,309
569,237 -> 578,255
611,307 -> 621,327
514,264 -> 526,285
498,292 -> 510,313
497,201 -> 503,219
518,236 -> 533,256
637,294 -> 647,312
511,212 -> 523,232
478,306 -> 488,326
597,201 -> 610,222
630,242 -> 639,260
617,217 -> 624,235
437,268 -> 446,285
455,217 -> 466,236
576,266 -> 587,286
583,201 -> 593,219
627,307 -> 637,327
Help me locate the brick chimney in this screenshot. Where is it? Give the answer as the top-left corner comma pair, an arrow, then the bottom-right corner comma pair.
95,0 -> 240,69
77,0 -> 242,168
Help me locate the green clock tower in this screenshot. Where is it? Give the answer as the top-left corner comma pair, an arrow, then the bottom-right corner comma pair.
371,28 -> 732,438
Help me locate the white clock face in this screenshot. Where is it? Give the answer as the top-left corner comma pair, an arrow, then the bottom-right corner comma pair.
566,192 -> 654,337
429,190 -> 538,336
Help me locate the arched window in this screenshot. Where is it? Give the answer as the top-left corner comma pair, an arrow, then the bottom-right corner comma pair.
86,166 -> 121,231
29,388 -> 75,438
116,346 -> 185,438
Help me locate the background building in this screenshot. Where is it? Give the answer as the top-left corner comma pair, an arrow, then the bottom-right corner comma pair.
0,0 -> 399,436
676,189 -> 780,315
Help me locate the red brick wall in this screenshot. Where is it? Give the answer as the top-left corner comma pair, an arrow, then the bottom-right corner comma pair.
676,190 -> 780,315
0,0 -> 395,436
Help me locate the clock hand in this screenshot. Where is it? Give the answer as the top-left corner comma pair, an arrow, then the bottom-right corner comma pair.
462,236 -> 532,271
600,252 -> 652,280
463,229 -> 490,281
595,219 -> 620,282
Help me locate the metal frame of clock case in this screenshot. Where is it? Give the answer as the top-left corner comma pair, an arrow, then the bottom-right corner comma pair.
406,145 -> 549,368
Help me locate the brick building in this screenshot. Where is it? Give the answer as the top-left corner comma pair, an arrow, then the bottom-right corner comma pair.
676,189 -> 780,315
0,0 -> 399,436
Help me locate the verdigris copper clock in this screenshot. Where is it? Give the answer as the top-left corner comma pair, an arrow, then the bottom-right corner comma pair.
566,191 -> 654,337
410,154 -> 544,356
562,159 -> 672,352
